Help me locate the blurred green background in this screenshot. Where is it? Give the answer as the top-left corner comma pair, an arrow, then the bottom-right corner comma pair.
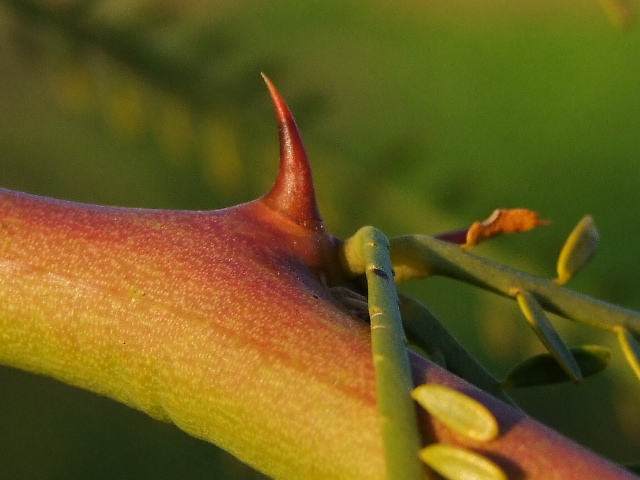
1,1 -> 640,478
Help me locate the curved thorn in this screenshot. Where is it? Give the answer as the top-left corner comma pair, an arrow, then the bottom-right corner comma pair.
261,73 -> 324,231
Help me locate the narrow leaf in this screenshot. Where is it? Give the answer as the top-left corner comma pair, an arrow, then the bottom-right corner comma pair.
399,294 -> 514,405
412,384 -> 499,442
502,345 -> 611,388
419,444 -> 507,480
617,326 -> 640,381
556,215 -> 599,285
514,290 -> 583,384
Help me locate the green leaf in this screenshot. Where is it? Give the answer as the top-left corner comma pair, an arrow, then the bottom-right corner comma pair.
617,326 -> 640,381
502,345 -> 611,388
514,290 -> 583,384
412,384 -> 499,442
419,444 -> 507,480
556,215 -> 599,285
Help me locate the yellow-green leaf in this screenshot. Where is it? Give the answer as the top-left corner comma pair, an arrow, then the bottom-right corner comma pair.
556,215 -> 599,285
412,384 -> 499,442
617,326 -> 640,381
502,345 -> 611,388
514,290 -> 582,384
419,444 -> 507,480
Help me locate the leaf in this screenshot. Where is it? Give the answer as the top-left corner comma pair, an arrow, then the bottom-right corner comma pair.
556,215 -> 599,285
412,384 -> 499,442
419,444 -> 507,480
502,345 -> 611,388
616,326 -> 640,381
514,289 -> 583,384
463,209 -> 548,248
399,294 -> 514,405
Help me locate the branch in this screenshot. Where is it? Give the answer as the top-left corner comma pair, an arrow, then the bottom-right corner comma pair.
0,187 -> 636,480
390,234 -> 640,336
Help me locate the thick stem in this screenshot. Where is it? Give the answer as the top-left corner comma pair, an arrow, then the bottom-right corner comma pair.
1,188 -> 637,479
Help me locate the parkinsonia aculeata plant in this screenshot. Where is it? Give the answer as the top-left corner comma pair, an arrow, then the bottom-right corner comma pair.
1,76 -> 640,480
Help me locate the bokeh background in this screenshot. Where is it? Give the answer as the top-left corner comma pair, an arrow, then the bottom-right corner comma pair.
1,1 -> 640,478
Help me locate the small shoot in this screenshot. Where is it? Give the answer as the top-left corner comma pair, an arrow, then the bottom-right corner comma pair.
502,345 -> 611,388
432,208 -> 547,247
463,209 -> 548,248
419,443 -> 507,480
616,326 -> 640,381
341,226 -> 424,480
555,215 -> 599,285
412,384 -> 499,443
513,289 -> 582,384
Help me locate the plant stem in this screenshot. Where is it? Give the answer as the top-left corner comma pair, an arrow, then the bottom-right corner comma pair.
342,227 -> 425,480
390,234 -> 640,337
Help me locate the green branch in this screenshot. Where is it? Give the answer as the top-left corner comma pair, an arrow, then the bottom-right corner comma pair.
390,234 -> 640,337
342,226 -> 425,480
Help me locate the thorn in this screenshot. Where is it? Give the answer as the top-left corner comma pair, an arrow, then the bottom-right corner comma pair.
261,73 -> 324,231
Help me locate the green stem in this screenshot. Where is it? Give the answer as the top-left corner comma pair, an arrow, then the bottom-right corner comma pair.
342,227 -> 425,480
390,235 -> 640,337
